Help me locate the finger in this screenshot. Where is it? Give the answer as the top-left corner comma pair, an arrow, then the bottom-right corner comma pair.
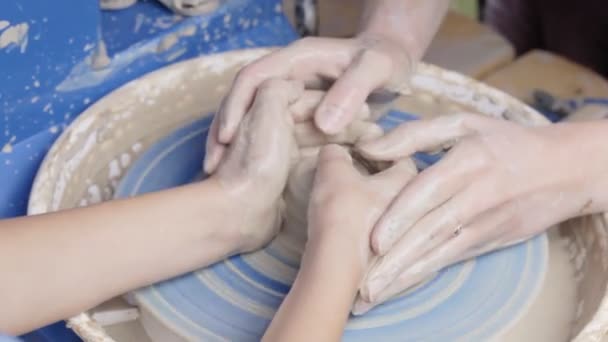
290,91 -> 324,122
204,116 -> 226,174
245,80 -> 302,165
369,158 -> 417,191
357,113 -> 494,161
218,67 -> 264,144
253,79 -> 304,112
290,90 -> 371,123
360,206 -> 524,309
362,186 -> 580,309
362,181 -> 494,301
314,144 -> 355,185
315,49 -> 394,135
219,38 -> 355,143
294,121 -> 383,148
287,37 -> 359,81
370,145 -> 485,256
357,215 -> 504,310
217,50 -> 296,143
371,158 -> 417,181
353,271 -> 435,315
217,79 -> 301,184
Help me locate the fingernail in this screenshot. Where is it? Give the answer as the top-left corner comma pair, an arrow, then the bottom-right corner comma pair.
204,145 -> 222,174
371,234 -> 386,255
203,158 -> 216,175
217,113 -> 233,144
203,155 -> 217,175
218,126 -> 232,144
352,299 -> 373,316
359,283 -> 372,302
316,105 -> 345,135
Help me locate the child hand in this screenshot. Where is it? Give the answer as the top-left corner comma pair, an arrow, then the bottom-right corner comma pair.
203,36 -> 414,176
211,79 -> 302,253
306,145 -> 416,274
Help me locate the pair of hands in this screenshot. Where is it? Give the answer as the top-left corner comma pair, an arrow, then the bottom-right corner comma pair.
209,77 -> 381,254
315,114 -> 608,313
204,36 -> 412,174
206,36 -> 608,313
207,35 -> 411,253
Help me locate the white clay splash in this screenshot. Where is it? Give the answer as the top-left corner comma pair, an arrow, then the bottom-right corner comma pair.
0,22 -> 29,53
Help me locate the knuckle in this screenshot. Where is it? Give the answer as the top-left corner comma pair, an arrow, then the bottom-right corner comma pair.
257,78 -> 284,93
451,138 -> 492,169
236,63 -> 263,83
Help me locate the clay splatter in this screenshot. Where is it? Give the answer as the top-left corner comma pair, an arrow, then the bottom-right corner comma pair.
0,22 -> 29,53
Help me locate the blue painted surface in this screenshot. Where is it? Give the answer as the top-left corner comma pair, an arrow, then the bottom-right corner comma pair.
0,0 -> 296,221
114,111 -> 548,341
2,1 -> 296,341
0,0 -> 296,219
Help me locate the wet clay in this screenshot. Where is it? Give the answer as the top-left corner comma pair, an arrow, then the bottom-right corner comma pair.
498,228 -> 578,341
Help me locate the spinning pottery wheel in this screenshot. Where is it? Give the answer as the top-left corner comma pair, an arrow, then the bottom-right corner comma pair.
114,113 -> 547,341
28,49 -> 608,341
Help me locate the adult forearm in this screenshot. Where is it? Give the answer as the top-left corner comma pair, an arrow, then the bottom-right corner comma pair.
358,0 -> 450,60
263,234 -> 363,342
0,180 -> 241,335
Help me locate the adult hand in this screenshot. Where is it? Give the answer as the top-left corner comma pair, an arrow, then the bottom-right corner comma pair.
212,79 -> 302,252
212,81 -> 384,253
307,145 -> 417,273
204,35 -> 413,174
353,114 -> 608,314
289,89 -> 383,149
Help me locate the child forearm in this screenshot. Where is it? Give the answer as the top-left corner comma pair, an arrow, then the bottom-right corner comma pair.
263,232 -> 364,342
0,180 -> 243,335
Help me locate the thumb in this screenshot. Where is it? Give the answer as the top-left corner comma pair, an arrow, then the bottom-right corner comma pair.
314,145 -> 357,185
315,49 -> 393,135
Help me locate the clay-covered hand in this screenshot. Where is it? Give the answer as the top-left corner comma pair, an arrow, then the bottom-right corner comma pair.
289,89 -> 384,149
353,114 -> 608,314
204,35 -> 413,174
307,145 -> 417,274
211,79 -> 302,253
